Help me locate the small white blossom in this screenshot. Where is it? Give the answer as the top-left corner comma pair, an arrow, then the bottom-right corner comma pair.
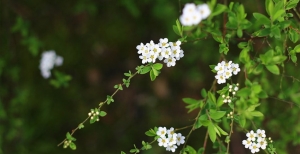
247,130 -> 257,141
250,143 -> 260,153
158,136 -> 169,147
180,3 -> 211,26
176,133 -> 185,145
242,139 -> 252,149
157,127 -> 167,137
39,50 -> 63,79
197,4 -> 211,20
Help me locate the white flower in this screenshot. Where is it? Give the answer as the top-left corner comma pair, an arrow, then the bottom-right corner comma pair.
169,41 -> 181,49
242,138 -> 252,149
224,70 -> 232,79
179,3 -> 211,26
231,63 -> 241,75
176,133 -> 185,145
167,134 -> 177,146
152,44 -> 161,56
214,63 -> 225,74
197,4 -> 211,20
182,3 -> 197,14
256,129 -> 266,139
176,50 -> 184,60
136,43 -> 146,54
159,38 -> 169,48
180,14 -> 194,26
147,51 -> 158,63
139,54 -> 149,64
157,136 -> 169,147
157,127 -> 167,137
215,74 -> 226,84
166,144 -> 177,152
249,143 -> 260,153
167,127 -> 175,136
161,47 -> 171,58
164,57 -> 176,67
246,130 -> 257,141
39,50 -> 63,79
171,47 -> 180,58
257,137 -> 267,149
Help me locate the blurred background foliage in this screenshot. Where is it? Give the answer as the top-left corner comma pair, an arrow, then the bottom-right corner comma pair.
1,0 -> 300,154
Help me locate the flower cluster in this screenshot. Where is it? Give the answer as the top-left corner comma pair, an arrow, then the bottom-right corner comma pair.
39,50 -> 63,79
222,83 -> 239,103
242,129 -> 270,153
156,127 -> 185,152
179,3 -> 211,26
136,38 -> 184,67
214,61 -> 240,84
88,109 -> 99,121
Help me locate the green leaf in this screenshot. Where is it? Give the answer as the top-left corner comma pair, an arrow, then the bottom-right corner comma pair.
209,111 -> 226,120
272,9 -> 285,22
106,95 -> 114,105
291,54 -> 297,63
201,88 -> 207,98
210,4 -> 227,17
266,65 -> 280,75
239,115 -> 246,128
173,25 -> 181,36
66,132 -> 76,141
208,91 -> 217,105
250,111 -> 264,117
139,65 -> 151,74
253,13 -> 271,26
195,114 -> 208,129
100,111 -> 107,117
152,63 -> 163,70
78,123 -> 84,129
215,125 -> 228,136
150,70 -> 156,81
183,145 -> 197,154
265,0 -> 274,16
294,44 -> 300,53
246,104 -> 261,112
145,128 -> 157,137
289,29 -> 299,43
69,142 -> 76,150
208,122 -> 217,143
121,151 -> 126,154
286,0 -> 299,10
237,28 -> 243,38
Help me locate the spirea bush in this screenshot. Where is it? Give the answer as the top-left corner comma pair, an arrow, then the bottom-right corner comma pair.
57,0 -> 300,153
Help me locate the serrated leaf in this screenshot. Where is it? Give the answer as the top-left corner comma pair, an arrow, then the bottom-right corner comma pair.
286,0 -> 299,10
208,122 -> 217,143
209,111 -> 226,120
272,9 -> 285,22
140,66 -> 151,74
145,128 -> 156,136
215,125 -> 228,136
208,91 -> 216,104
266,65 -> 280,75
